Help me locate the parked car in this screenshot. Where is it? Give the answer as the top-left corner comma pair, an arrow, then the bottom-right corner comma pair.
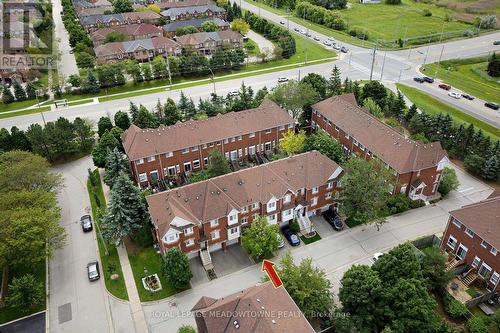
448,92 -> 461,99
87,261 -> 100,281
341,46 -> 348,53
294,27 -> 300,32
313,36 -> 320,41
80,214 -> 93,232
372,252 -> 384,262
322,209 -> 343,231
300,29 -> 306,34
333,44 -> 341,51
69,49 -> 74,54
493,41 -> 500,45
278,77 -> 289,83
277,234 -> 285,248
228,90 -> 239,97
413,77 -> 425,83
461,93 -> 474,100
323,40 -> 332,46
438,83 -> 451,90
423,76 -> 434,83
306,33 -> 312,37
485,102 -> 500,110
280,20 -> 285,25
328,37 -> 335,42
281,225 -> 300,246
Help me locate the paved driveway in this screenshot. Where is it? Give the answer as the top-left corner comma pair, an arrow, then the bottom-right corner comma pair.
311,215 -> 339,238
0,312 -> 45,333
212,245 -> 253,277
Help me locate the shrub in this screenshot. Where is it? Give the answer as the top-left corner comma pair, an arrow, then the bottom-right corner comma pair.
422,9 -> 432,17
163,248 -> 192,289
349,29 -> 357,37
438,167 -> 460,197
444,294 -> 468,319
290,219 -> 300,233
386,193 -> 411,215
468,317 -> 488,333
410,199 -> 425,209
385,0 -> 401,4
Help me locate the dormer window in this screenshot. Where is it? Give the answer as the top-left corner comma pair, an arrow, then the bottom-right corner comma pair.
312,187 -> 319,194
184,227 -> 194,235
283,194 -> 291,204
267,199 -> 276,212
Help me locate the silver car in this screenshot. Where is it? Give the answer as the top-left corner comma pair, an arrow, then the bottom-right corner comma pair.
87,261 -> 100,281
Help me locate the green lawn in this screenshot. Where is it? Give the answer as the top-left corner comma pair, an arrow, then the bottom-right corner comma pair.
300,233 -> 322,244
244,38 -> 260,56
423,57 -> 500,104
397,84 -> 500,139
0,99 -> 40,113
0,261 -> 46,324
0,106 -> 51,119
248,0 -> 476,49
87,170 -> 128,301
128,247 -> 178,302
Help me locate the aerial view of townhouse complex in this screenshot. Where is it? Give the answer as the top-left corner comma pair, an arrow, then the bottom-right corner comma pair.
0,0 -> 499,331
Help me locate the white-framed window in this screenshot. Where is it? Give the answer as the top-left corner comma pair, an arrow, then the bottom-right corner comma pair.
345,133 -> 350,139
447,235 -> 457,249
249,132 -> 255,138
231,137 -> 236,143
472,256 -> 481,268
185,239 -> 194,247
481,240 -> 488,248
267,214 -> 276,223
252,202 -> 259,210
279,125 -> 285,131
311,197 -> 318,206
252,213 -> 259,220
288,124 -> 293,129
167,166 -> 176,176
237,136 -> 242,141
147,156 -> 155,162
367,150 -> 372,156
139,173 -> 147,182
211,230 -> 220,240
210,219 -> 219,227
491,247 -> 498,256
230,227 -> 239,235
452,218 -> 462,228
193,159 -> 200,169
184,227 -> 194,235
165,152 -> 173,158
191,146 -> 198,152
490,272 -> 499,285
353,139 -> 359,146
400,185 -> 407,194
465,227 -> 474,238
182,148 -> 189,154
241,205 -> 248,213
240,217 -> 248,224
136,158 -> 144,165
265,129 -> 272,134
312,187 -> 319,194
150,170 -> 159,180
228,213 -> 238,224
325,192 -> 332,200
359,143 -> 365,151
334,125 -> 339,132
202,144 -> 207,149
165,233 -> 179,244
267,200 -> 276,212
184,162 -> 192,172
204,157 -> 209,166
224,138 -> 228,144
327,181 -> 333,189
283,194 -> 291,204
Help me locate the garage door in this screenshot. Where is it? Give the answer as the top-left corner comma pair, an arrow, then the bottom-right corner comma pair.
209,242 -> 223,252
186,250 -> 199,259
227,238 -> 239,246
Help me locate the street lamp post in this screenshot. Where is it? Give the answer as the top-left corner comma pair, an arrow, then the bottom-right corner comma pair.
379,51 -> 387,81
208,68 -> 216,95
369,39 -> 378,81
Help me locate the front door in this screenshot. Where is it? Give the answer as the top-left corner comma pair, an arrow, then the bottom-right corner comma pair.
478,263 -> 491,278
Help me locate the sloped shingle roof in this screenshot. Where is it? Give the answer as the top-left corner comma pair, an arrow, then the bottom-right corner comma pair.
160,4 -> 225,18
162,18 -> 228,32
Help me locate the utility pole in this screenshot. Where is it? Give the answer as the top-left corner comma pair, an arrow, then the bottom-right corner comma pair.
208,68 -> 216,95
379,51 -> 387,81
298,69 -> 301,81
369,40 -> 378,81
286,8 -> 289,30
434,45 -> 445,78
166,56 -> 172,86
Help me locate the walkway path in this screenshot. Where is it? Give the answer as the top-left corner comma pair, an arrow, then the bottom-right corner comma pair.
246,29 -> 274,63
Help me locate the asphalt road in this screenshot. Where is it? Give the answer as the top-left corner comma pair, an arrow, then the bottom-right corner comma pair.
52,0 -> 78,78
0,312 -> 45,333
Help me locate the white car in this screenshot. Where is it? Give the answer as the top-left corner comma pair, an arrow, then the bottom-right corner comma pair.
373,252 -> 384,262
228,90 -> 239,97
448,92 -> 461,99
300,29 -> 306,34
277,77 -> 289,83
277,234 -> 285,248
323,40 -> 332,46
333,44 -> 341,50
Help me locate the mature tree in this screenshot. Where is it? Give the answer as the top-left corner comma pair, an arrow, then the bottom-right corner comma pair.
363,97 -> 384,119
104,147 -> 129,187
405,104 -> 418,124
177,325 -> 196,333
438,167 -> 459,197
164,98 -> 181,125
361,80 -> 387,109
6,274 -> 44,313
304,131 -> 344,164
487,52 -> 500,77
464,154 -> 485,176
97,116 -> 113,138
102,173 -> 146,244
421,246 -> 452,293
372,243 -> 422,283
328,65 -> 342,96
76,52 -> 95,68
275,251 -> 334,320
151,56 -> 167,79
301,73 -> 328,99
269,80 -> 319,122
339,158 -> 393,227
163,248 -> 193,289
92,130 -> 121,168
113,0 -> 133,13
207,149 -> 231,177
241,216 -> 279,259
26,82 -> 37,100
114,111 -> 131,130
68,74 -> 81,88
0,150 -> 62,193
339,265 -> 385,332
279,129 -> 306,156
13,81 -> 27,101
142,64 -> 153,81
178,91 -> 197,119
83,70 -> 100,94
104,31 -> 126,43
202,20 -> 219,32
73,117 -> 95,151
129,101 -> 139,121
2,85 -> 15,104
9,126 -> 31,151
483,155 -> 499,180
134,105 -> 158,128
147,4 -> 161,13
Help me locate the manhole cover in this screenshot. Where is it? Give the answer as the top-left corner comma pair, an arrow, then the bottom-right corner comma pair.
58,303 -> 72,324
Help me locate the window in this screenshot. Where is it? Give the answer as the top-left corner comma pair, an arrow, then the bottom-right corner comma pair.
237,136 -> 242,141
325,192 -> 332,200
139,173 -> 147,182
353,139 -> 359,146
240,217 -> 248,224
251,202 -> 259,210
490,272 -> 499,285
166,233 -> 179,243
312,187 -> 319,194
167,166 -> 176,176
204,157 -> 209,166
447,235 -> 457,249
345,133 -> 350,139
452,218 -> 462,228
230,227 -> 239,235
267,200 -> 276,212
249,132 -> 255,138
182,148 -> 189,154
265,129 -> 272,134
193,159 -> 200,169
400,185 -> 407,194
184,162 -> 192,172
136,158 -> 144,165
165,152 -> 173,158
150,170 -> 159,181
211,230 -> 220,240
210,219 -> 219,227
228,214 -> 238,225
481,240 -> 488,248
231,137 -> 236,143
311,197 -> 318,206
327,181 -> 333,189
191,146 -> 198,152
224,138 -> 228,144
491,247 -> 498,256
147,156 -> 156,162
472,256 -> 481,268
334,125 -> 339,132
283,194 -> 291,204
252,213 -> 259,220
184,227 -> 194,235
202,144 -> 207,149
288,124 -> 293,129
279,125 -> 285,131
185,239 -> 194,247
267,214 -> 276,223
359,143 -> 365,151
241,205 -> 248,213
465,228 -> 474,238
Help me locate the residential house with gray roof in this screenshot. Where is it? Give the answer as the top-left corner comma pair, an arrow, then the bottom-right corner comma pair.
175,30 -> 242,54
160,4 -> 225,21
162,18 -> 229,37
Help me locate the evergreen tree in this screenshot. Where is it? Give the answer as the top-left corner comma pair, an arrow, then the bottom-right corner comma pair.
163,248 -> 193,289
328,65 -> 342,96
487,52 -> 500,77
343,78 -> 352,93
92,131 -> 121,168
102,173 -> 145,244
134,105 -> 158,129
207,149 -> 230,177
155,99 -> 164,121
26,82 -> 37,100
254,87 -> 268,105
73,117 -> 95,151
177,91 -> 196,119
477,136 -> 491,158
13,81 -> 27,101
352,81 -> 361,104
391,90 -> 406,121
226,5 -> 234,22
129,101 -> 139,122
9,126 -> 31,151
2,85 -> 14,104
84,71 -> 100,94
104,147 -> 129,187
164,98 -> 181,125
114,111 -> 131,130
97,116 -> 113,138
482,155 -> 499,180
405,104 -> 418,124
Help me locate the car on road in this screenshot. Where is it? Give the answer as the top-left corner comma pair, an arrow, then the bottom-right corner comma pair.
80,214 -> 93,232
448,92 -> 461,99
413,77 -> 425,83
277,234 -> 285,248
373,252 -> 384,262
494,41 -> 500,45
485,102 -> 500,110
281,225 -> 300,246
300,29 -> 306,34
313,36 -> 320,41
322,209 -> 343,231
228,90 -> 239,97
277,77 -> 289,83
87,261 -> 100,281
294,27 -> 300,32
423,77 -> 434,83
341,46 -> 348,53
280,20 -> 285,25
69,49 -> 74,54
461,93 -> 474,100
333,44 -> 341,51
438,83 -> 451,90
328,37 -> 335,42
323,40 -> 332,46
306,32 -> 312,37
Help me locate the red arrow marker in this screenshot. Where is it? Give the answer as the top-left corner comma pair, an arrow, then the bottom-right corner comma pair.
261,259 -> 283,288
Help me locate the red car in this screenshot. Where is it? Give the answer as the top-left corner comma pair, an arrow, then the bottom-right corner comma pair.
438,84 -> 451,90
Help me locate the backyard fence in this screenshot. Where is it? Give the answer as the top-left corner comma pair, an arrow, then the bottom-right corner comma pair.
411,234 -> 442,250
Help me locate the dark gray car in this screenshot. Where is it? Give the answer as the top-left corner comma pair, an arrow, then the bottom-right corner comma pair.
80,214 -> 93,232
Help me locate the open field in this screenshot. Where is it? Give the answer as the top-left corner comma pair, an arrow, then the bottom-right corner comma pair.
397,83 -> 499,139
423,56 -> 500,104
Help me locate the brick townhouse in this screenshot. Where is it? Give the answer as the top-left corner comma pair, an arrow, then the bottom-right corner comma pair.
159,4 -> 225,21
175,30 -> 242,55
80,10 -> 162,31
162,18 -> 229,37
90,23 -> 163,46
158,0 -> 214,11
122,99 -> 294,188
441,191 -> 500,292
146,151 -> 343,256
311,93 -> 449,201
